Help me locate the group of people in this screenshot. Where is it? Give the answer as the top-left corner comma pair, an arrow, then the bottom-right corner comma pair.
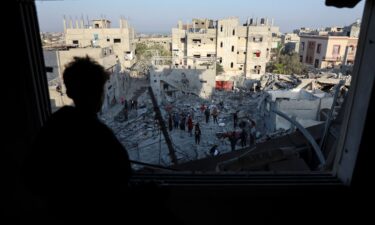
168,111 -> 202,145
119,97 -> 139,121
201,104 -> 219,124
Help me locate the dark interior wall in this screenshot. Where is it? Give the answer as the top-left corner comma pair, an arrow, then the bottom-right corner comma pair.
3,0 -> 51,221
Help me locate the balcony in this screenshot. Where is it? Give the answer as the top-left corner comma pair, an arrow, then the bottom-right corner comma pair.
322,56 -> 342,62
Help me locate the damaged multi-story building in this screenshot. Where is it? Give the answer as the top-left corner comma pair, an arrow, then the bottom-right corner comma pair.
64,17 -> 136,70
172,17 -> 279,79
44,46 -> 127,113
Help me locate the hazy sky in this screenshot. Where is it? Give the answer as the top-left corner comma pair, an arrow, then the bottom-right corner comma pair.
36,0 -> 365,33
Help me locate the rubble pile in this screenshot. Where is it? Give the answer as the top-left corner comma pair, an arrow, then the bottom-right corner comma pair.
99,72 -> 351,170
260,73 -> 301,90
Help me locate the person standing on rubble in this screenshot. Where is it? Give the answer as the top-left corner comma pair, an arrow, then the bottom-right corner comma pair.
250,121 -> 257,146
228,131 -> 237,151
233,111 -> 238,128
205,107 -> 210,123
240,129 -> 247,147
123,107 -> 128,121
194,123 -> 201,145
173,112 -> 179,129
219,101 -> 224,110
200,104 -> 206,121
187,115 -> 193,136
180,114 -> 186,131
124,99 -> 128,110
209,144 -> 219,157
168,113 -> 173,131
212,107 -> 219,124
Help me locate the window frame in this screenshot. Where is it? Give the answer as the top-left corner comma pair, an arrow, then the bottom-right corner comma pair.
22,0 -> 373,189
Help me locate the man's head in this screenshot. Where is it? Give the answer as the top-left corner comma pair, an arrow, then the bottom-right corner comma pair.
63,56 -> 109,113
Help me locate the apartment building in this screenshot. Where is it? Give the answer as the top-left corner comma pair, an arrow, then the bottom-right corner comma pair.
282,33 -> 300,53
44,46 -> 126,112
172,17 -> 278,79
64,18 -> 136,70
299,35 -> 358,68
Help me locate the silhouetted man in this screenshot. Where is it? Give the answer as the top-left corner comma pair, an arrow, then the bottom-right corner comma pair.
22,56 -> 131,223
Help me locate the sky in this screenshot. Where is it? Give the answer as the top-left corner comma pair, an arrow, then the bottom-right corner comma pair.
36,0 -> 365,34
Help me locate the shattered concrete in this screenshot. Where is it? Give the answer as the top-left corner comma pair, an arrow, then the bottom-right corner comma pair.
99,71 -> 350,172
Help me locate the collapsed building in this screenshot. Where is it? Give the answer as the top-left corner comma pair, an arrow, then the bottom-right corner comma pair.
101,55 -> 350,173
44,46 -> 129,113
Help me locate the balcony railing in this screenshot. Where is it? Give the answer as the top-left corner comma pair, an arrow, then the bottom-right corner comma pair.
322,56 -> 342,61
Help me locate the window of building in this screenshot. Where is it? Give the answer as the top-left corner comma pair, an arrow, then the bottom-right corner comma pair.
301,42 -> 305,51
314,59 -> 319,68
332,45 -> 341,55
300,55 -> 303,62
192,39 -> 201,43
253,50 -> 261,57
107,38 -> 110,42
253,36 -> 263,42
31,0 -> 367,188
349,45 -> 355,53
114,38 -> 121,43
72,40 -> 79,45
233,29 -> 235,35
317,44 -> 322,54
219,58 -> 222,64
254,65 -> 261,74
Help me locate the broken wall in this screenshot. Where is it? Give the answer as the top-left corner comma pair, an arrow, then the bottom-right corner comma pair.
266,89 -> 333,131
150,66 -> 216,103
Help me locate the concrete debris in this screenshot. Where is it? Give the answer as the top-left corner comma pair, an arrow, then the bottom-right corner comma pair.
99,71 -> 350,171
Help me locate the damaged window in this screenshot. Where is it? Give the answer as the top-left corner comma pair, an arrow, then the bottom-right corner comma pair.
192,39 -> 201,43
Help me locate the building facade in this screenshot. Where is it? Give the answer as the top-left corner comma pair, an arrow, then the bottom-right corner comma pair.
44,46 -> 127,112
172,18 -> 278,79
64,18 -> 136,70
299,35 -> 358,69
282,33 -> 300,53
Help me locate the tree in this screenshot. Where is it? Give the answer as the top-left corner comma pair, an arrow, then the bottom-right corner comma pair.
267,52 -> 306,75
216,63 -> 224,75
135,43 -> 171,61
